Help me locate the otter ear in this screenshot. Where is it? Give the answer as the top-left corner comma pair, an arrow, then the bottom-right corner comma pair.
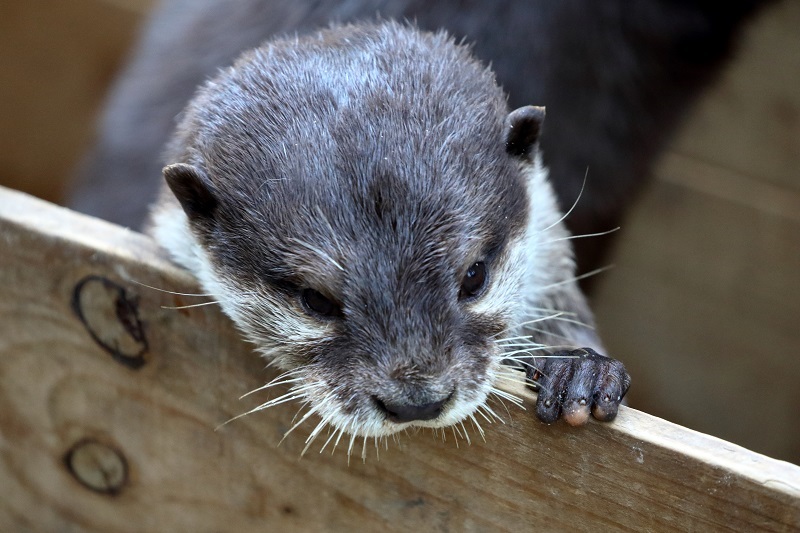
505,105 -> 546,158
163,163 -> 218,219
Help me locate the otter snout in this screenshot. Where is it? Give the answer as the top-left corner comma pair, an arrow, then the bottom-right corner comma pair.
374,394 -> 451,423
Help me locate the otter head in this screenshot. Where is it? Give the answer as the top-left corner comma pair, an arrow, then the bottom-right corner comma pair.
150,23 -> 555,439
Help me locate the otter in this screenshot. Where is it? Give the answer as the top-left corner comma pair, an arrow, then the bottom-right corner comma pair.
70,0 -> 773,278
148,22 -> 629,442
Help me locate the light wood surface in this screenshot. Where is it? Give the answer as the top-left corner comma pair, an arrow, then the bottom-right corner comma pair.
594,0 -> 800,463
1,185 -> 798,531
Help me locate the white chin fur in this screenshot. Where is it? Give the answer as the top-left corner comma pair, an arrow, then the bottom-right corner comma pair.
302,362 -> 500,439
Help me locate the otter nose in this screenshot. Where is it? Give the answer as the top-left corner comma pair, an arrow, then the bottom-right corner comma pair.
375,397 -> 447,423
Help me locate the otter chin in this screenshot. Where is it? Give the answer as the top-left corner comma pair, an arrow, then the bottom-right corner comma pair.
148,22 -> 630,441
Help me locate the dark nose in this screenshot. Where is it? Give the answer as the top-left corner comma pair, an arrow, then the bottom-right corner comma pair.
375,397 -> 448,423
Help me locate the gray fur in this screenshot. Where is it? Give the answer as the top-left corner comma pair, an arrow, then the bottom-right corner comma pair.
149,22 -> 622,438
69,0 -> 772,275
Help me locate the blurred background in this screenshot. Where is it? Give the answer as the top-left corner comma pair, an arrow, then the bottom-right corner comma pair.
1,0 -> 798,463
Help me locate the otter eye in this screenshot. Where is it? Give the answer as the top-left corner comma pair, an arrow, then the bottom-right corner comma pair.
301,288 -> 341,318
459,261 -> 487,300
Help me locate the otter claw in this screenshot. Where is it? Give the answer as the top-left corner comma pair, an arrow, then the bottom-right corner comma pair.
525,347 -> 630,425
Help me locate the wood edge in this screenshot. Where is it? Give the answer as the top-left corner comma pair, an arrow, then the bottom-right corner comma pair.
498,356 -> 800,498
0,185 -> 193,285
3,184 -> 800,498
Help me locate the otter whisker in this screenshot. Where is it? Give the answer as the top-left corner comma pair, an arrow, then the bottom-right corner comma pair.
498,343 -> 571,355
303,404 -> 334,443
528,379 -> 553,395
501,344 -> 581,356
335,425 -> 349,455
487,392 -> 514,420
495,334 -> 543,344
288,399 -> 314,427
216,399 -> 279,430
215,389 -> 312,430
515,313 -> 567,327
128,279 -> 227,298
474,405 -> 495,425
239,370 -> 306,399
488,387 -> 525,409
239,376 -> 307,400
501,350 -> 579,365
255,386 -> 317,411
460,420 -> 472,445
539,168 -> 589,234
499,332 -> 543,340
253,384 -> 317,416
496,343 -> 548,351
282,401 -> 326,445
160,300 -> 222,310
539,315 -> 595,330
321,426 -> 345,455
347,431 -> 358,464
518,314 -> 596,330
469,414 -> 486,442
525,306 -> 579,317
496,334 -> 550,344
492,372 -> 530,388
302,417 -> 330,456
524,326 -> 579,343
543,226 -> 620,245
500,348 -> 547,358
478,404 -> 505,424
317,424 -> 338,455
498,357 -> 535,372
491,313 -> 566,338
537,264 -> 614,291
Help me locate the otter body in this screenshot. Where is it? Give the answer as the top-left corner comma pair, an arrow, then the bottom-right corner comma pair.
150,22 -> 629,439
71,0 -> 771,276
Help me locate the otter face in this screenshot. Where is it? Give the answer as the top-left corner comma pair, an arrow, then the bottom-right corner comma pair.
150,24 -> 556,442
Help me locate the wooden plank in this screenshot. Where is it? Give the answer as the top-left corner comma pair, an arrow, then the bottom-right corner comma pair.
589,0 -> 800,466
1,185 -> 799,532
593,152 -> 800,463
669,0 -> 800,192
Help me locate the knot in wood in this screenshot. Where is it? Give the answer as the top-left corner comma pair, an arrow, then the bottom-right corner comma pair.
64,439 -> 128,495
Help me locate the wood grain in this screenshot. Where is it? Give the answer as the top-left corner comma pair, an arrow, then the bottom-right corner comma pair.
593,152 -> 800,463
1,185 -> 799,532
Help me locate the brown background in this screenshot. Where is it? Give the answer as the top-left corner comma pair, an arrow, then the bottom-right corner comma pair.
1,0 -> 798,462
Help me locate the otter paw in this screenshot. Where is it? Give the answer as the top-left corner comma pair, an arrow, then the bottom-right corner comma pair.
525,347 -> 630,426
